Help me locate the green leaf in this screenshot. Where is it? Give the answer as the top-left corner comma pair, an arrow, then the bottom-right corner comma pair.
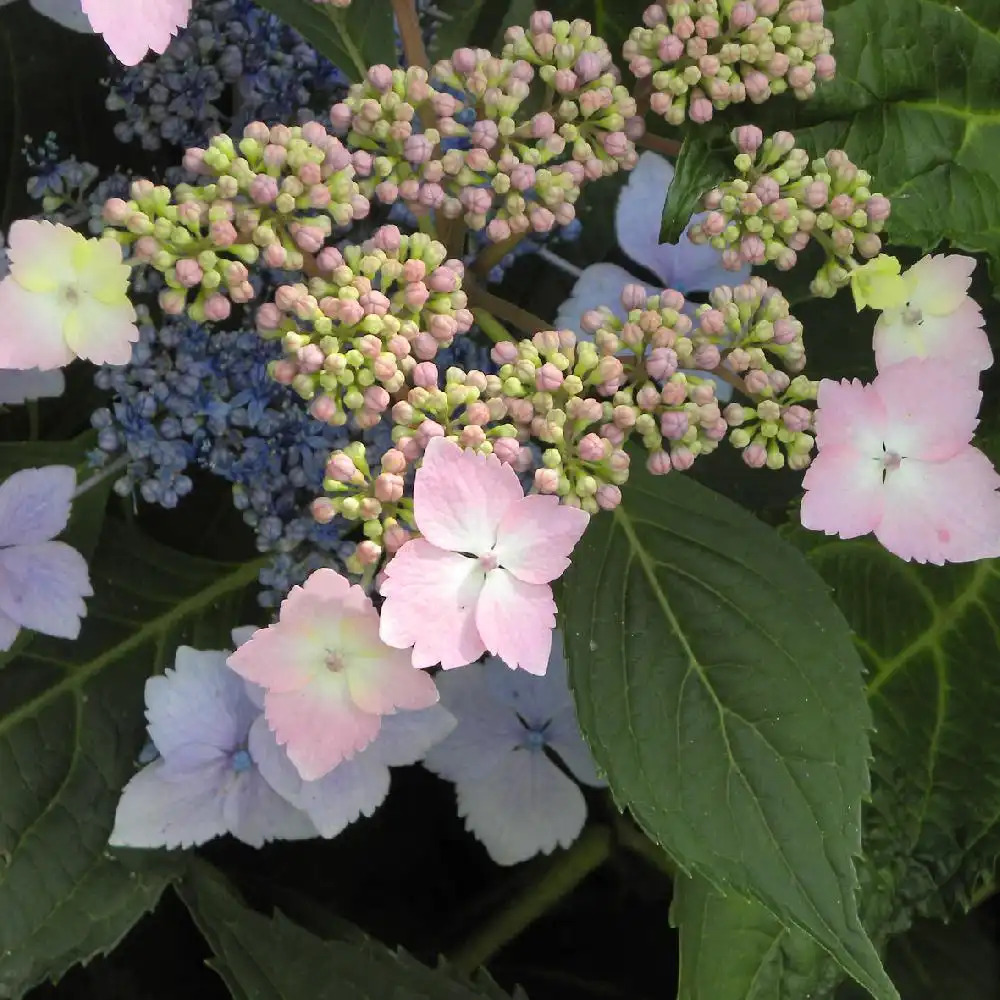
0,527 -> 263,997
561,466 -> 896,1000
427,0 -> 488,59
178,860 -> 524,1000
794,535 -> 1000,912
776,0 -> 1000,273
251,0 -> 395,80
659,134 -> 731,243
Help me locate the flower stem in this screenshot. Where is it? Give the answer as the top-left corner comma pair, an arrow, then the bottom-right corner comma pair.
449,824 -> 613,976
391,0 -> 429,70
73,453 -> 128,500
328,9 -> 368,81
472,307 -> 514,344
464,273 -> 550,336
472,232 -> 527,278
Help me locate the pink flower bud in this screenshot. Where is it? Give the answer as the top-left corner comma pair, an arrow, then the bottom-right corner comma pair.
658,34 -> 684,61
814,54 -> 836,80
534,468 -> 560,493
202,294 -> 231,322
412,361 -> 439,388
578,433 -> 606,462
492,437 -> 521,466
491,341 -> 519,365
734,125 -> 764,154
742,443 -> 767,468
596,485 -> 622,510
310,395 -> 338,422
326,452 -> 358,483
647,450 -> 672,475
865,195 -> 891,222
374,473 -> 405,503
535,362 -> 564,392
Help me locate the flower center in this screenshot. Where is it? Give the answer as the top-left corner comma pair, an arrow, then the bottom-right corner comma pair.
879,448 -> 903,482
901,304 -> 922,325
325,650 -> 346,672
523,728 -> 547,751
479,551 -> 499,571
62,285 -> 80,306
231,748 -> 253,773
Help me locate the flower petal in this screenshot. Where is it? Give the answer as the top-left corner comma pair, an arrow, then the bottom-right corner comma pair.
0,276 -> 75,370
5,220 -> 77,291
62,296 -> 138,366
0,368 -> 65,405
250,715 -> 390,838
874,298 -> 991,375
453,749 -> 588,865
345,647 -> 440,715
553,262 -> 636,337
616,152 -> 749,291
874,358 -> 981,461
109,758 -> 229,849
0,540 -> 91,638
414,437 -> 523,554
0,610 -> 19,652
0,465 -> 75,546
379,540 -> 486,669
493,494 -> 590,585
221,768 -> 317,846
80,0 -> 192,64
813,377 -> 886,454
367,703 -> 456,768
264,683 -> 382,781
800,444 -> 884,540
876,447 -> 1000,564
906,254 -> 977,315
145,647 -> 257,767
475,569 -> 555,675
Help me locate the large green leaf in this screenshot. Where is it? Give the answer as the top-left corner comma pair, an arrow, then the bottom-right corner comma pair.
251,0 -> 395,80
178,861 -> 524,1000
561,466 -> 896,1000
659,137 -> 731,244
427,0 -> 488,59
0,527 -> 262,998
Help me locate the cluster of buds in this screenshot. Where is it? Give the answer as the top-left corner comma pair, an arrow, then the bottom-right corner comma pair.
328,12 -> 641,242
102,121 -> 369,322
257,225 -> 473,428
688,127 -> 891,296
624,0 -> 835,125
310,442 -> 412,574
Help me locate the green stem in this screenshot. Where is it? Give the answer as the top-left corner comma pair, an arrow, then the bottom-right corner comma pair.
472,307 -> 514,344
472,232 -> 527,278
464,273 -> 550,336
449,825 -> 613,976
328,9 -> 368,81
613,813 -> 676,879
26,400 -> 39,441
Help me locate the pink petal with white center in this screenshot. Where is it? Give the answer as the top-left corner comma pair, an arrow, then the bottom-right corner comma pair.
0,610 -> 19,652
874,358 -> 980,462
63,296 -> 138,366
0,465 -> 75,546
345,648 -> 439,715
0,278 -> 75,370
800,444 -> 885,540
812,377 -> 886,453
905,254 -> 976,315
226,611 -> 323,693
475,568 -> 555,675
264,684 -> 382,781
493,494 -> 590,585
414,438 -> 523,554
6,220 -> 77,292
379,539 -> 486,669
874,298 -> 991,374
876,447 -> 1000,564
0,541 -> 91,639
81,0 -> 193,65
109,759 -> 229,849
298,566 -> 371,613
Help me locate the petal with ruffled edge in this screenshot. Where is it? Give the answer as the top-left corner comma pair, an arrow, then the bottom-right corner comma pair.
296,566 -> 371,614
145,648 -> 257,769
109,758 -> 229,849
475,569 -> 555,675
875,358 -> 981,462
801,445 -> 885,541
873,298 -> 991,376
454,749 -> 588,865
0,465 -> 75,546
812,377 -> 886,454
5,220 -> 77,292
0,540 -> 91,639
221,766 -> 317,846
249,715 -> 390,838
29,0 -> 94,32
0,368 -> 65,406
493,494 -> 590,585
63,295 -> 138,367
616,152 -> 750,291
876,447 -> 1000,564
0,277 -> 75,370
379,540 -> 486,669
0,610 -> 19,652
81,0 -> 193,65
345,645 -> 439,715
367,704 -> 456,768
264,684 -> 382,781
905,254 -> 977,316
414,438 -> 523,554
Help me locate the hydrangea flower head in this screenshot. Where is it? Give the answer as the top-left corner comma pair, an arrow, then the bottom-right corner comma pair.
227,569 -> 439,781
110,640 -> 316,849
850,254 -> 907,312
379,438 -> 590,674
423,636 -> 604,866
801,358 -> 1000,563
0,220 -> 137,370
873,254 -> 991,375
0,465 -> 92,651
80,0 -> 192,65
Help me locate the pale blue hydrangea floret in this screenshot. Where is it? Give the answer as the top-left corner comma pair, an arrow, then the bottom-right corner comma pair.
105,0 -> 348,150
